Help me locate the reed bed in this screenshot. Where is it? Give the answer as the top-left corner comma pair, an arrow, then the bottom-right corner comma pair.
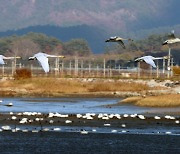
0,77 -> 156,94
88,81 -> 151,92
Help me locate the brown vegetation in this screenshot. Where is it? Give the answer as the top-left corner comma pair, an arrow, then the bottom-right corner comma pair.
173,66 -> 180,76
0,78 -> 158,96
14,68 -> 32,80
120,94 -> 180,107
88,81 -> 150,92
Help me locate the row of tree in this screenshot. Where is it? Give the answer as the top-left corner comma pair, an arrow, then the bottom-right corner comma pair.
0,32 -> 92,59
0,32 -> 179,65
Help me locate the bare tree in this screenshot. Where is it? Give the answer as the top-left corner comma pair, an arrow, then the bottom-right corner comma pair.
9,38 -> 40,59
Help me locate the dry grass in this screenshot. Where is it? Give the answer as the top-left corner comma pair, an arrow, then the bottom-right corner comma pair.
14,68 -> 32,80
120,94 -> 180,107
4,78 -> 88,93
120,96 -> 143,104
88,81 -> 151,92
173,66 -> 180,75
0,77 -> 165,96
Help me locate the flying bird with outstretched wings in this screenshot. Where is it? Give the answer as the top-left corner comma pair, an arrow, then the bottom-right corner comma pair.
162,30 -> 180,46
105,36 -> 133,49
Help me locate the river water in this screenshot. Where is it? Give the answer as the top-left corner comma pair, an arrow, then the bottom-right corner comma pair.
0,97 -> 179,153
0,97 -> 179,114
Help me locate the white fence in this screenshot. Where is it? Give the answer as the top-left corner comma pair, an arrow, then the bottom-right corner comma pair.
0,58 -> 174,79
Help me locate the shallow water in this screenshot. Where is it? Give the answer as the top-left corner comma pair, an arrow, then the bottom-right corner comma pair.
0,97 -> 179,153
0,97 -> 179,114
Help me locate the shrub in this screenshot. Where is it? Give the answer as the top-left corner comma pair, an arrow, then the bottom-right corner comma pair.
14,68 -> 32,79
173,66 -> 180,75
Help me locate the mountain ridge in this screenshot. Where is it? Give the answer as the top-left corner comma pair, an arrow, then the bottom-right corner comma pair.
0,0 -> 179,33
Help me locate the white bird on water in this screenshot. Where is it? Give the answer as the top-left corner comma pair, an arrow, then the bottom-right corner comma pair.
162,30 -> 180,46
29,52 -> 65,73
0,55 -> 21,65
135,56 -> 166,68
105,36 -> 133,49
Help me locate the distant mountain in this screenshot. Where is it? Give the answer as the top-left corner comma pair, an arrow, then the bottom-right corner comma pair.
0,0 -> 180,34
0,0 -> 180,53
0,25 -> 108,53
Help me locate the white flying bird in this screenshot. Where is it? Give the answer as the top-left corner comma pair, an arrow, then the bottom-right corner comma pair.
162,30 -> 180,46
135,56 -> 166,68
29,52 -> 65,73
0,55 -> 21,65
105,36 -> 133,49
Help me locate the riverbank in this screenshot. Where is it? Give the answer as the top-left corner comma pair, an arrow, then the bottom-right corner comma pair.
0,77 -> 179,107
118,94 -> 180,107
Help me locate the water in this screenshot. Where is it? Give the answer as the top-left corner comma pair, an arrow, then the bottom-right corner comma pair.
0,97 -> 179,153
0,132 -> 179,154
0,97 -> 179,114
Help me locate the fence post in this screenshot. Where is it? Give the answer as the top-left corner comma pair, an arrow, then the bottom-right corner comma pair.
171,58 -> 173,77
81,60 -> 83,77
55,57 -> 59,76
138,62 -> 140,78
2,65 -> 4,77
156,60 -> 159,78
96,65 -> 99,77
150,65 -> 152,78
11,61 -> 14,76
69,60 -> 72,76
163,58 -> 165,74
167,48 -> 171,78
103,59 -> 106,78
61,59 -> 64,77
88,61 -> 91,77
74,57 -> 78,76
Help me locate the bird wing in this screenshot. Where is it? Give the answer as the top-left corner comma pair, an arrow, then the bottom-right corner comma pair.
143,57 -> 156,68
168,30 -> 176,39
36,55 -> 49,73
0,56 -> 5,64
117,40 -> 126,49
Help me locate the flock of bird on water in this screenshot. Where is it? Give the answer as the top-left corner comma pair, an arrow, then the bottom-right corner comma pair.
0,31 -> 180,73
0,31 -> 180,135
0,111 -> 179,134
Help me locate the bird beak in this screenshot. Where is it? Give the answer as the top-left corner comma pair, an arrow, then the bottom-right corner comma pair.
28,57 -> 35,61
163,56 -> 168,59
162,42 -> 167,46
58,56 -> 65,58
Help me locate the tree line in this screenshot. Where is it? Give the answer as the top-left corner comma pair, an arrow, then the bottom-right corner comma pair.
0,32 -> 92,59
0,32 -> 179,65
